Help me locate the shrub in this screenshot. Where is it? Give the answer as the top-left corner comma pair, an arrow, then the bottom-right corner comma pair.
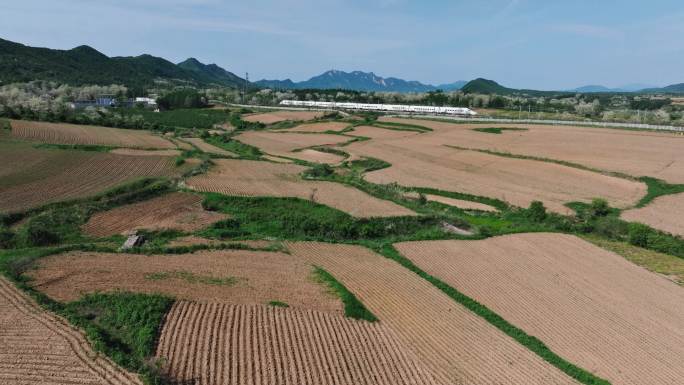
628,223 -> 651,247
303,164 -> 334,178
25,223 -> 60,246
0,228 -> 15,249
589,198 -> 610,218
526,201 -> 547,222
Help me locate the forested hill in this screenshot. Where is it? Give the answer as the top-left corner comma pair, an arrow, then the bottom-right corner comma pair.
0,38 -> 246,88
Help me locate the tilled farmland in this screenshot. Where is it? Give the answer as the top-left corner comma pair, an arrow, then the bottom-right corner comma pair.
0,146 -> 190,212
235,131 -> 350,163
187,159 -> 417,217
183,137 -> 238,156
287,242 -> 580,385
82,192 -> 228,237
28,249 -> 343,313
279,121 -> 350,132
381,117 -> 684,183
0,276 -> 141,385
347,138 -> 644,213
394,233 -> 684,385
156,302 -> 444,385
242,111 -> 325,124
621,192 -> 684,237
10,120 -> 176,149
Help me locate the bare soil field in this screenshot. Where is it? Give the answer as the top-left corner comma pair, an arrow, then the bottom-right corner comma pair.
0,142 -> 191,213
28,249 -> 342,314
263,154 -> 294,163
287,242 -> 579,385
82,192 -> 228,237
109,148 -> 182,156
166,236 -> 276,249
394,233 -> 684,385
187,159 -> 416,218
0,276 -> 142,385
348,125 -> 422,139
242,111 -> 325,124
621,192 -> 684,237
280,121 -> 350,132
10,120 -> 176,149
156,302 -> 444,385
183,137 -> 237,156
381,117 -> 684,183
346,138 -> 644,214
425,194 -> 498,212
235,131 -> 349,163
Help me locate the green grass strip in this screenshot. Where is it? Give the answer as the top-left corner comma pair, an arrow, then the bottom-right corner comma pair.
313,266 -> 377,322
377,243 -> 611,385
636,177 -> 684,207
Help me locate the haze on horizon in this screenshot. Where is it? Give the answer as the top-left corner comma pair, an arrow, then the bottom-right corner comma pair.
2,0 -> 682,90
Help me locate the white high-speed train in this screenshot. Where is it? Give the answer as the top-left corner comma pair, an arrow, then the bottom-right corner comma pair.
279,100 -> 477,116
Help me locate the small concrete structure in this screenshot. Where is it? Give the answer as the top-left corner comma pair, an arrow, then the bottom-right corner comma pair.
121,232 -> 146,250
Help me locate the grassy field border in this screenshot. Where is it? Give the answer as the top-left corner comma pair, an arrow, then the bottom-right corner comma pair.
312,266 -> 377,322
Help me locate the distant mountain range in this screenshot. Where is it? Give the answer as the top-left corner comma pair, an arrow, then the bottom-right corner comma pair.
255,70 -> 467,92
0,37 -> 682,94
0,38 -> 246,88
571,84 -> 660,93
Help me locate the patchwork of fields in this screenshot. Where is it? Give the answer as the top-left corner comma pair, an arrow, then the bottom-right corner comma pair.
2,111 -> 684,385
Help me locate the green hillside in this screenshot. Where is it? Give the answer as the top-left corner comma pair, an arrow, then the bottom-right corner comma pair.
0,38 -> 245,88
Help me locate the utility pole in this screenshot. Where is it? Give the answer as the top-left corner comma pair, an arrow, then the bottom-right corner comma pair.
242,72 -> 249,105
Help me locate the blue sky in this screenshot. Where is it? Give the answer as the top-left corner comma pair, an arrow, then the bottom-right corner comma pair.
2,0 -> 683,89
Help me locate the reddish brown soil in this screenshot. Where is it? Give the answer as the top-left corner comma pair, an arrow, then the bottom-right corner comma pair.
345,133 -> 645,214
621,192 -> 684,237
156,302 -> 445,385
287,242 -> 579,385
280,121 -> 350,132
10,120 -> 175,149
28,249 -> 342,314
381,117 -> 684,183
242,111 -> 325,124
235,131 -> 349,164
0,276 -> 142,385
187,159 -> 416,218
183,137 -> 237,156
395,234 -> 684,385
82,192 -> 228,237
0,145 -> 191,213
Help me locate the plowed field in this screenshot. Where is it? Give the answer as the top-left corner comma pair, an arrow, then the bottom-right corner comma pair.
281,121 -> 350,132
287,242 -> 579,385
346,138 -> 644,213
187,159 -> 416,218
0,276 -> 142,385
235,131 -> 349,163
0,143 -> 190,212
10,120 -> 175,149
242,111 -> 325,124
394,233 -> 684,385
28,249 -> 342,313
348,125 -> 422,139
156,302 -> 444,385
183,137 -> 237,156
82,192 -> 228,237
621,192 -> 684,237
381,117 -> 684,183
109,148 -> 182,156
424,194 -> 498,212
